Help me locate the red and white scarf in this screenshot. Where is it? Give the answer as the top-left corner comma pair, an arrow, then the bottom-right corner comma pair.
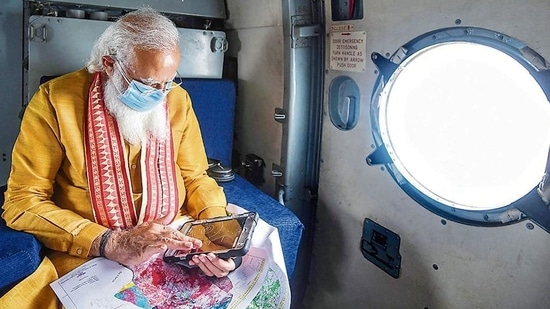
85,72 -> 179,229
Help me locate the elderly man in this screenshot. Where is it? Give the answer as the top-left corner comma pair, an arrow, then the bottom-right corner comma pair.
1,8 -> 236,308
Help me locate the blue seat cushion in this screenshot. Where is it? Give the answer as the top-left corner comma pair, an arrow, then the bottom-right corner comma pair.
0,187 -> 43,295
221,175 -> 304,276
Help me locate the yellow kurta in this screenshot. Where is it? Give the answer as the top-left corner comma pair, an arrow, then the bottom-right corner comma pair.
0,68 -> 228,307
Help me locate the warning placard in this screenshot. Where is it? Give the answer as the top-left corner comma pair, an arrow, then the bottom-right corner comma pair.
330,31 -> 367,72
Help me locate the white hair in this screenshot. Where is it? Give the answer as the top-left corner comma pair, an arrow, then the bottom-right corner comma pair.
87,7 -> 179,72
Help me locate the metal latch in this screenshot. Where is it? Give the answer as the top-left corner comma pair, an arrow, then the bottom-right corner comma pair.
291,15 -> 322,48
242,154 -> 265,187
28,24 -> 48,42
274,107 -> 287,123
360,218 -> 402,278
210,36 -> 228,53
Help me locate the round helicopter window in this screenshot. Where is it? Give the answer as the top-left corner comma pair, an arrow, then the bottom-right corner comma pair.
369,27 -> 550,225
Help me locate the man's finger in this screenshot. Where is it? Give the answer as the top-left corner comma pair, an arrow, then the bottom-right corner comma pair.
184,236 -> 203,248
197,253 -> 231,278
143,243 -> 167,257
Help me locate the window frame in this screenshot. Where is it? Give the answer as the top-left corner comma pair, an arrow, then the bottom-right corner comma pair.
367,26 -> 550,230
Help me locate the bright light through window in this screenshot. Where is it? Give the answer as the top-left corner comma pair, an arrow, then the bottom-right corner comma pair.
378,42 -> 550,211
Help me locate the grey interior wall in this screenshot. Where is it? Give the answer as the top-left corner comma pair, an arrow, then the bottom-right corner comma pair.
305,1 -> 550,308
0,0 -> 23,186
224,0 -> 284,197
41,0 -> 227,18
26,16 -> 226,101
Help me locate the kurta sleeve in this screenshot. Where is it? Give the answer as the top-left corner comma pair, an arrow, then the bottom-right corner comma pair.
168,88 -> 228,220
2,73 -> 106,259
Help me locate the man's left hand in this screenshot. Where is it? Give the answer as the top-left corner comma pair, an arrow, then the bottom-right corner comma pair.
188,253 -> 236,277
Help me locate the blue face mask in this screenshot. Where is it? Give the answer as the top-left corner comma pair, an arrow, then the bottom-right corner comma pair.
118,80 -> 167,112
113,59 -> 178,112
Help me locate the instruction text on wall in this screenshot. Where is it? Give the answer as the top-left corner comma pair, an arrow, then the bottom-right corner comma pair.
330,31 -> 367,73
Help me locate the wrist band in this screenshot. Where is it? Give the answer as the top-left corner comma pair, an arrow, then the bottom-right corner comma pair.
99,229 -> 113,257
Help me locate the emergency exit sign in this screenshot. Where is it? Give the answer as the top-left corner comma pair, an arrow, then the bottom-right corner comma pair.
330,31 -> 367,72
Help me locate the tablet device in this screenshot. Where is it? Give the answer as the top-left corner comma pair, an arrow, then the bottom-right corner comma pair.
163,211 -> 258,266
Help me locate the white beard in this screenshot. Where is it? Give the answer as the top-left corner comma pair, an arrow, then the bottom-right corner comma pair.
103,70 -> 169,145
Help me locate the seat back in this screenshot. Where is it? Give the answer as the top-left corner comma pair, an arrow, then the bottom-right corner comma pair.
179,78 -> 236,167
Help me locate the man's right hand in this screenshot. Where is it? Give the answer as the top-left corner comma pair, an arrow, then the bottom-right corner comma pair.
95,216 -> 203,266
